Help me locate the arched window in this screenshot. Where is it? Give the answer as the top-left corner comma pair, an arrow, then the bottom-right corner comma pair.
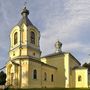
11,73 -> 14,84
33,69 -> 37,79
78,75 -> 82,81
51,74 -> 54,82
31,31 -> 35,44
44,72 -> 47,81
14,32 -> 18,45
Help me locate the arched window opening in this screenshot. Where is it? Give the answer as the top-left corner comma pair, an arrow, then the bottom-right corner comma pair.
10,73 -> 14,84
14,32 -> 18,45
31,31 -> 35,44
51,74 -> 54,82
33,69 -> 37,79
44,72 -> 47,81
33,52 -> 35,56
78,75 -> 82,81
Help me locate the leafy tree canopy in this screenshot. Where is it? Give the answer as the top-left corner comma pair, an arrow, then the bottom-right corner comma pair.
0,71 -> 6,85
82,63 -> 90,71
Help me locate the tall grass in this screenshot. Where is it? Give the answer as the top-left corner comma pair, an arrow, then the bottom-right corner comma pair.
5,88 -> 90,90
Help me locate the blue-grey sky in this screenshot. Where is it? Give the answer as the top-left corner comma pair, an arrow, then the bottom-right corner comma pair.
0,0 -> 90,69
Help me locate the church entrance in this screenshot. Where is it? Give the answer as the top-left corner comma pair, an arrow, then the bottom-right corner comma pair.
10,73 -> 14,85
7,64 -> 14,86
6,62 -> 20,88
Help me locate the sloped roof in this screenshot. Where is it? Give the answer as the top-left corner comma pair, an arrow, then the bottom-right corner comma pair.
17,16 -> 33,27
8,55 -> 57,69
41,52 -> 64,58
41,52 -> 81,65
72,66 -> 87,70
17,7 -> 34,27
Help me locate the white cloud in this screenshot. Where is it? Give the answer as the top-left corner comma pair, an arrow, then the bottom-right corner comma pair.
0,0 -> 90,67
40,0 -> 90,64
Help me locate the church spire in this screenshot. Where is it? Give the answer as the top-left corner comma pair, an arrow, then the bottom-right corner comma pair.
21,6 -> 29,17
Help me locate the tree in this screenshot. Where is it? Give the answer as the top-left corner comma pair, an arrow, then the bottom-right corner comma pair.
0,71 -> 6,85
82,63 -> 90,71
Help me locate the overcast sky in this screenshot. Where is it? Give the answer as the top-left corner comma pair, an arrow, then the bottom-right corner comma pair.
0,0 -> 90,69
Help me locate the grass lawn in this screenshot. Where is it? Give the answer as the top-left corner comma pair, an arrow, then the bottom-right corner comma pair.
5,88 -> 90,90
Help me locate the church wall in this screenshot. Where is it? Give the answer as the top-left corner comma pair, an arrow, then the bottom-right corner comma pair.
68,54 -> 80,88
27,48 -> 40,58
41,64 -> 56,88
71,70 -> 75,88
7,59 -> 31,88
27,26 -> 40,47
6,60 -> 21,88
41,54 -> 65,88
64,53 -> 69,88
9,47 -> 20,59
14,60 -> 21,88
27,26 -> 41,58
10,26 -> 20,50
29,60 -> 42,88
21,47 -> 28,55
9,47 -> 28,59
9,46 -> 41,59
75,69 -> 88,88
21,59 -> 29,88
6,62 -> 13,85
28,60 -> 56,88
14,65 -> 20,87
9,24 -> 28,59
21,24 -> 27,45
89,73 -> 90,87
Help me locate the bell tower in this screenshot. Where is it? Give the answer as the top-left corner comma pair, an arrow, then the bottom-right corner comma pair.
6,7 -> 41,87
9,7 -> 41,60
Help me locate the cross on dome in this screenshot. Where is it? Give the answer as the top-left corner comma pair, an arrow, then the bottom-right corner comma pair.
55,40 -> 62,53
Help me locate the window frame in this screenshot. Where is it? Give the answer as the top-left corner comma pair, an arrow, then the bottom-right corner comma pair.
33,69 -> 37,79
51,74 -> 54,82
44,72 -> 47,81
14,32 -> 18,45
78,75 -> 82,82
30,31 -> 35,44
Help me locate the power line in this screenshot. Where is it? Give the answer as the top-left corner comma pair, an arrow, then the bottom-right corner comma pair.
0,66 -> 6,70
24,0 -> 29,7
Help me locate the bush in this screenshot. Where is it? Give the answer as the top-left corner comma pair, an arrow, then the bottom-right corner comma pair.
0,71 -> 6,85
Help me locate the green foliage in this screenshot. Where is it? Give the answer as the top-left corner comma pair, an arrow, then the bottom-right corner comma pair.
0,71 -> 6,85
82,63 -> 90,71
5,88 -> 90,90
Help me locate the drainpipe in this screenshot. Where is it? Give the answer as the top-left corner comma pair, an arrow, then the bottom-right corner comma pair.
19,27 -> 22,88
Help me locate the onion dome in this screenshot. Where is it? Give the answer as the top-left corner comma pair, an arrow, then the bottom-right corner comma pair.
55,40 -> 62,53
17,7 -> 33,26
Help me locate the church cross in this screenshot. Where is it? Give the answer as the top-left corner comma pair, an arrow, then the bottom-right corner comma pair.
24,0 -> 28,7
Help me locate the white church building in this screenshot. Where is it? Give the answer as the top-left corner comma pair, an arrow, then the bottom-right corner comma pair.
6,7 -> 89,88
